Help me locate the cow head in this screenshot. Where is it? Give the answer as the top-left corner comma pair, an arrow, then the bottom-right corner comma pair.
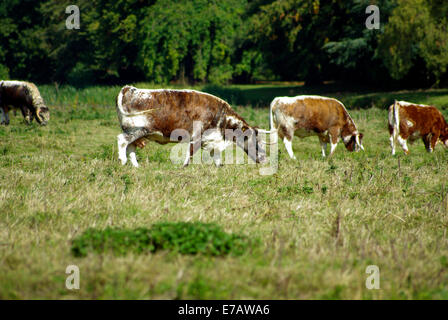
234,126 -> 267,164
344,133 -> 364,152
35,104 -> 50,125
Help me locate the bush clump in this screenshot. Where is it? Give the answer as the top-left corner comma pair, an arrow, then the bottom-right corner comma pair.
71,222 -> 252,257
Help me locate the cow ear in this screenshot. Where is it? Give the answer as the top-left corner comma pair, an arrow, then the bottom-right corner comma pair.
359,133 -> 364,139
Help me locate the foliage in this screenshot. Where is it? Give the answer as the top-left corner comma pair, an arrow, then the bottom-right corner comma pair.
139,0 -> 246,84
0,64 -> 9,79
378,0 -> 448,85
0,0 -> 448,86
71,222 -> 252,257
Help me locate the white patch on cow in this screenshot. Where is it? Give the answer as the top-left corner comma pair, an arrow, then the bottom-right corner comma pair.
121,114 -> 150,128
202,129 -> 232,153
398,101 -> 428,108
126,87 -> 228,105
343,135 -> 352,144
406,120 -> 414,127
226,115 -> 242,127
276,95 -> 333,102
397,135 -> 409,154
280,113 -> 296,132
1,80 -> 25,87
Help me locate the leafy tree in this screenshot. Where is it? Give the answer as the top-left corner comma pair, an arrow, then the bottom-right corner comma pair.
378,0 -> 448,86
139,0 -> 247,84
248,0 -> 339,84
322,0 -> 395,85
0,0 -> 49,81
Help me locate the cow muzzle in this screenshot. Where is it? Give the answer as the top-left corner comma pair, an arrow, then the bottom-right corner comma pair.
36,107 -> 50,126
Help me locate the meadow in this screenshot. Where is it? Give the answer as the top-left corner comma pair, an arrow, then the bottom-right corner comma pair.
1,83 -> 448,299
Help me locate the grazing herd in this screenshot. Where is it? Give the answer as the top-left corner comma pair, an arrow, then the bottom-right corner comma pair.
1,80 -> 448,167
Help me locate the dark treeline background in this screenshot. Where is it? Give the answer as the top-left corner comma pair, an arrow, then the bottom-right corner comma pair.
0,0 -> 447,88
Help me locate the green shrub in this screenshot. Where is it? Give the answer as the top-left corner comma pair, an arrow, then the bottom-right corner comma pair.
71,222 -> 253,257
0,64 -> 9,79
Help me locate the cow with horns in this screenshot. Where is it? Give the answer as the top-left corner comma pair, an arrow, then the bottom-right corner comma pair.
388,100 -> 448,155
0,80 -> 50,125
269,95 -> 364,158
115,86 -> 272,167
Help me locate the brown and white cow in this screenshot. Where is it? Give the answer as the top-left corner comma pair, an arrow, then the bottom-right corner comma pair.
116,86 -> 268,167
0,80 -> 50,125
269,95 -> 364,158
388,101 -> 448,155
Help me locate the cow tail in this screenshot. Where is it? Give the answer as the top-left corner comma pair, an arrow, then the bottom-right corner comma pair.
116,87 -> 125,115
393,100 -> 399,140
269,98 -> 279,144
116,86 -> 155,117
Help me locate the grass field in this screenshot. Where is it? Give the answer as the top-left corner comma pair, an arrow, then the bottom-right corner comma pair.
1,83 -> 448,299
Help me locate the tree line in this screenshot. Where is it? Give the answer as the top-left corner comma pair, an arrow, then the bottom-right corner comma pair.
0,0 -> 447,88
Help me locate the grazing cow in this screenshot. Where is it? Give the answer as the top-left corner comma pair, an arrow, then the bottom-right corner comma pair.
0,80 -> 50,125
116,86 -> 268,167
269,95 -> 364,158
388,100 -> 448,155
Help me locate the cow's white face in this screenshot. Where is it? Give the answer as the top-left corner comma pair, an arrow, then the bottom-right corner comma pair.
235,127 -> 267,164
344,133 -> 364,152
36,106 -> 50,125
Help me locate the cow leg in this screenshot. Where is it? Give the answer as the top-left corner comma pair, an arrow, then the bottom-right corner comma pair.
389,134 -> 396,155
319,136 -> 327,157
329,142 -> 337,156
117,128 -> 148,166
328,134 -> 339,156
429,133 -> 439,152
183,125 -> 202,167
207,149 -> 223,167
397,135 -> 409,155
183,139 -> 201,167
1,106 -> 10,125
1,107 -> 10,125
422,134 -> 432,152
20,106 -> 33,124
283,137 -> 296,160
126,143 -> 139,167
0,107 -> 6,125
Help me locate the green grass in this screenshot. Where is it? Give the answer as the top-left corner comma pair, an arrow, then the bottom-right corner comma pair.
1,83 -> 448,299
